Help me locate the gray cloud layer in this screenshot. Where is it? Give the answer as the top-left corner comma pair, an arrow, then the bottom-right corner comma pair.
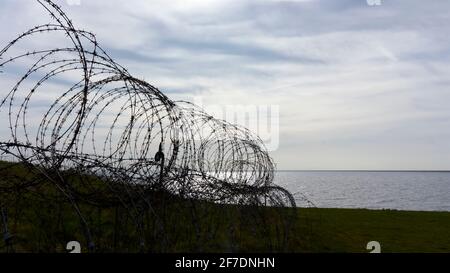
1,0 -> 450,170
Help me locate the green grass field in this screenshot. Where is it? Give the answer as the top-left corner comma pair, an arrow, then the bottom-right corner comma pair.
0,161 -> 449,253
293,208 -> 450,252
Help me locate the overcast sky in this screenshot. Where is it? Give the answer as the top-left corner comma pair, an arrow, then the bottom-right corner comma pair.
1,0 -> 450,170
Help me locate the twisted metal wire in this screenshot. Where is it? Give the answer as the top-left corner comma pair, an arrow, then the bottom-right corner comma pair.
0,0 -> 296,251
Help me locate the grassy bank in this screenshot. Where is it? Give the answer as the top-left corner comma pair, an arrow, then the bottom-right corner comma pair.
0,161 -> 449,253
295,208 -> 450,252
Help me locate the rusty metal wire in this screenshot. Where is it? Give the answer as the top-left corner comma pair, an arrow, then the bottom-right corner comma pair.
0,0 -> 296,252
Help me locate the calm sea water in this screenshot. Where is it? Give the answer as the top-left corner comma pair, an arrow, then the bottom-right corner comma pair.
274,171 -> 450,211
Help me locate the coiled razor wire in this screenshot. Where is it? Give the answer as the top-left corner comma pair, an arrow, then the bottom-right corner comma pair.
0,0 -> 298,252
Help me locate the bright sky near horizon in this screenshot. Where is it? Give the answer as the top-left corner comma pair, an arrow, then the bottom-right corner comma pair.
1,0 -> 450,170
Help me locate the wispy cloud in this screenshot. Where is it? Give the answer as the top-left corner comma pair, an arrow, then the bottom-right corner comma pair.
1,0 -> 450,169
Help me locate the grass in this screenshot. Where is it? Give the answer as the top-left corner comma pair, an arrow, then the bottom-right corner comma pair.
0,161 -> 449,253
294,208 -> 450,252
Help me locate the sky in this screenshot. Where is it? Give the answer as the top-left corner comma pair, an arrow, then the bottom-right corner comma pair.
1,0 -> 450,170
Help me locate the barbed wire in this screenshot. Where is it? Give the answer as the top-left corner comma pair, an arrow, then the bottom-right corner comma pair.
0,0 -> 297,252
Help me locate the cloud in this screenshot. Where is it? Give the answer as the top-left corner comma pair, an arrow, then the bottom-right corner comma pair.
1,0 -> 450,169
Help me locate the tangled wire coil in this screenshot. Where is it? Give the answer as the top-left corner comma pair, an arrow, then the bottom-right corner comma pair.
0,0 -> 296,251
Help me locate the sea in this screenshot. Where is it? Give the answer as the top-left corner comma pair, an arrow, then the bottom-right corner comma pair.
274,171 -> 450,211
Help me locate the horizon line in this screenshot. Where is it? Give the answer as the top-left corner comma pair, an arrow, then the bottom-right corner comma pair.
276,169 -> 450,172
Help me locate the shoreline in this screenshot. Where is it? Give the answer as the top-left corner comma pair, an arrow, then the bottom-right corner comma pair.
299,206 -> 450,213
